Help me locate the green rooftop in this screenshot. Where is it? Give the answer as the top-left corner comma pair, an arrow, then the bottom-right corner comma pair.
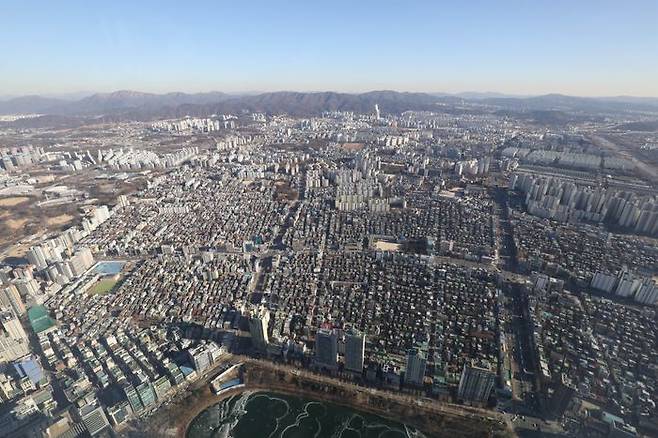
28,305 -> 56,334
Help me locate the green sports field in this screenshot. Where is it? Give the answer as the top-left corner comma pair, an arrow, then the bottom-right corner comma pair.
89,278 -> 119,295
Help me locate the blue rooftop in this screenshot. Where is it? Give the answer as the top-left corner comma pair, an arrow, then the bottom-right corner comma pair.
94,261 -> 125,276
14,356 -> 44,385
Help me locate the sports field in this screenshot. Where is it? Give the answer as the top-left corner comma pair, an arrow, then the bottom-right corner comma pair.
89,279 -> 119,295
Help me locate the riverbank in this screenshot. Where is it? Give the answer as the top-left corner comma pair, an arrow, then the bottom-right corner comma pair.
132,357 -> 514,438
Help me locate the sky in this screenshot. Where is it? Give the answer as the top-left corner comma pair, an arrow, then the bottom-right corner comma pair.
1,0 -> 658,97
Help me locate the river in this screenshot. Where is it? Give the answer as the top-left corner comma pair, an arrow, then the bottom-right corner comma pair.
186,391 -> 429,438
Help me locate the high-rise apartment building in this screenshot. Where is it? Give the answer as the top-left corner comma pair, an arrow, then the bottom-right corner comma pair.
0,285 -> 26,316
248,306 -> 270,350
405,348 -> 427,386
315,328 -> 338,369
458,360 -> 496,405
344,328 -> 365,373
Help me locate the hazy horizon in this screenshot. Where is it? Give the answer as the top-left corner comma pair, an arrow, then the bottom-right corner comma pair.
2,88 -> 658,101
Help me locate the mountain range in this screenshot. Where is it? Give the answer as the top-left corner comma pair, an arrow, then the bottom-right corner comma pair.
1,90 -> 658,121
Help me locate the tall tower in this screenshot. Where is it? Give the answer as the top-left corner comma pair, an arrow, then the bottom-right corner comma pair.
315,328 -> 338,369
249,306 -> 270,350
374,104 -> 381,120
458,360 -> 496,405
405,348 -> 427,386
344,328 -> 365,373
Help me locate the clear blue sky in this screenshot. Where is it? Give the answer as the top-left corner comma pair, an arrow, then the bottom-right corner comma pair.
1,0 -> 657,96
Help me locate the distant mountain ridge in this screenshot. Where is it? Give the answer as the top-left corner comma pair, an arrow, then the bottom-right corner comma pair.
1,90 -> 657,118
71,90 -> 234,114
197,90 -> 455,116
0,90 -> 234,115
0,95 -> 69,114
0,90 -> 457,117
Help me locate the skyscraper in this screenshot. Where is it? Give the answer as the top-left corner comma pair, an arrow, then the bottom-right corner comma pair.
344,328 -> 365,373
405,348 -> 427,386
248,306 -> 270,350
458,360 -> 496,405
315,328 -> 338,369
